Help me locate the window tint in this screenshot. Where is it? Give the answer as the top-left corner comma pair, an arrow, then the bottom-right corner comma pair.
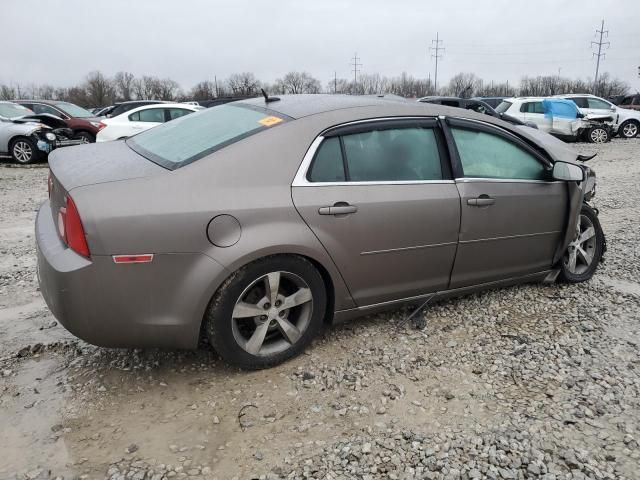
342,128 -> 442,182
587,98 -> 612,110
32,104 -> 62,117
167,108 -> 192,120
452,128 -> 547,180
128,104 -> 286,169
495,101 -> 512,113
570,97 -> 589,109
132,108 -> 165,123
521,102 -> 544,114
307,137 -> 345,182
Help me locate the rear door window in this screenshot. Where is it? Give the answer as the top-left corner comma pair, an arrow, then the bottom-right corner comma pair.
521,102 -> 544,114
570,97 -> 589,109
308,127 -> 443,183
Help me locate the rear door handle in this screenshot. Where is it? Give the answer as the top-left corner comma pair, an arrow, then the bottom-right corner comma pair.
467,196 -> 495,207
318,203 -> 358,215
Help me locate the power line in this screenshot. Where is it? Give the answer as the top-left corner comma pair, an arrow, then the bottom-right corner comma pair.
429,32 -> 444,92
350,53 -> 362,85
591,19 -> 610,94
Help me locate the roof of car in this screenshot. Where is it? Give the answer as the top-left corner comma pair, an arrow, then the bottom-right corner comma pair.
236,94 -> 417,120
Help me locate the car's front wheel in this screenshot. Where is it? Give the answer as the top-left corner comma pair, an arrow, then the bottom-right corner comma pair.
10,137 -> 41,165
618,120 -> 639,139
205,255 -> 327,369
559,204 -> 605,283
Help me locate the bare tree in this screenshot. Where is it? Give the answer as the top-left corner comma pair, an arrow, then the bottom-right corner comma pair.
227,73 -> 261,96
84,71 -> 116,106
114,71 -> 135,101
274,72 -> 321,94
190,81 -> 216,100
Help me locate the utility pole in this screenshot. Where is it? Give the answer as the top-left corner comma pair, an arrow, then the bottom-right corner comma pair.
334,71 -> 337,94
350,53 -> 362,88
430,32 -> 444,93
214,75 -> 219,98
591,19 -> 610,95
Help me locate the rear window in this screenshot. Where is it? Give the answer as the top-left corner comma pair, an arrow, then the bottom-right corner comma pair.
127,104 -> 289,169
495,101 -> 512,113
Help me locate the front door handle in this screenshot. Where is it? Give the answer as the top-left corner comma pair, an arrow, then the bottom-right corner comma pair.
318,203 -> 358,215
467,195 -> 495,207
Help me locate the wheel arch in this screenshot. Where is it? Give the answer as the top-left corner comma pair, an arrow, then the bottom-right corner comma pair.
196,250 -> 340,343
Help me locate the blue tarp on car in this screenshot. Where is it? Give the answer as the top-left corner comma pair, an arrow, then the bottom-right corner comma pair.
543,98 -> 579,119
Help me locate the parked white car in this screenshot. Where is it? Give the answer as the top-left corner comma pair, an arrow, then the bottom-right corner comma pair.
96,103 -> 203,142
558,93 -> 640,139
496,97 -> 613,143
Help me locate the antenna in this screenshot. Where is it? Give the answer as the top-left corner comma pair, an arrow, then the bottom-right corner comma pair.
261,88 -> 280,103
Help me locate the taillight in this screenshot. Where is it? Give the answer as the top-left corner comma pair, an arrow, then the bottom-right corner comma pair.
97,122 -> 107,131
57,195 -> 90,257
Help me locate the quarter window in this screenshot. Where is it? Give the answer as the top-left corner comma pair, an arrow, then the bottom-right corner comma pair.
452,128 -> 548,180
307,137 -> 345,182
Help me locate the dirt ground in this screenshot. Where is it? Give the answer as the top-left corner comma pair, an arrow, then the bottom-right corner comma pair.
1,138 -> 639,480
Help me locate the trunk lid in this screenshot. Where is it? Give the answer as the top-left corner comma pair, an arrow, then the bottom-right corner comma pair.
48,140 -> 167,223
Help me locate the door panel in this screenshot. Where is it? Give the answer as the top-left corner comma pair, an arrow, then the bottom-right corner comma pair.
450,181 -> 567,288
293,184 -> 460,306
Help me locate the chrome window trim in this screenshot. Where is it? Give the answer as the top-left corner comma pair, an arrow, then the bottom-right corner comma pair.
292,117 -> 452,187
455,177 -> 563,184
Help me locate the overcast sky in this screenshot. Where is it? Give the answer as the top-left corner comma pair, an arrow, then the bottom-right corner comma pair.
3,0 -> 639,91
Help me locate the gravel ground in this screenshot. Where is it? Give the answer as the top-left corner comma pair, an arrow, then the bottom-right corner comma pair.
0,138 -> 639,480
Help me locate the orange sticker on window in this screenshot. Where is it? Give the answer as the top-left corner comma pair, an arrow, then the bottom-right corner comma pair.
258,116 -> 283,127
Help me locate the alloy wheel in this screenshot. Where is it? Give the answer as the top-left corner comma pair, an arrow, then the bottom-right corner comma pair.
564,214 -> 597,275
590,128 -> 608,143
13,141 -> 33,163
622,123 -> 638,138
231,271 -> 313,356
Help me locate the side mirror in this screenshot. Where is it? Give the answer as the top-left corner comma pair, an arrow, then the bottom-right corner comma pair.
610,106 -> 616,112
553,161 -> 584,182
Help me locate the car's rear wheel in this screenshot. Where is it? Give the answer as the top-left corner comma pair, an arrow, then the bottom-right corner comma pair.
10,137 -> 41,165
559,204 -> 604,283
205,255 -> 326,369
619,120 -> 639,139
586,126 -> 609,143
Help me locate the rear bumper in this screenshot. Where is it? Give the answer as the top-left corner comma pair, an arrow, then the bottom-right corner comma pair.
36,200 -> 229,349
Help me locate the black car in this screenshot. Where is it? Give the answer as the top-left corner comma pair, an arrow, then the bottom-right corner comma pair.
417,96 -> 537,129
98,100 -> 168,118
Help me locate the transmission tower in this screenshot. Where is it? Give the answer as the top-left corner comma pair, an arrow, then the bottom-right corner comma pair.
591,20 -> 610,95
430,33 -> 444,93
350,53 -> 362,86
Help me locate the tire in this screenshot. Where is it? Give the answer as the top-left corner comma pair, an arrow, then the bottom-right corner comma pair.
74,131 -> 95,143
559,204 -> 605,283
618,120 -> 639,139
586,126 -> 609,144
205,255 -> 327,369
10,137 -> 41,165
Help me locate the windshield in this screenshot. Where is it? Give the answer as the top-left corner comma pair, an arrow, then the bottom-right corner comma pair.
495,101 -> 512,114
54,102 -> 94,118
0,103 -> 34,119
127,104 -> 289,169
